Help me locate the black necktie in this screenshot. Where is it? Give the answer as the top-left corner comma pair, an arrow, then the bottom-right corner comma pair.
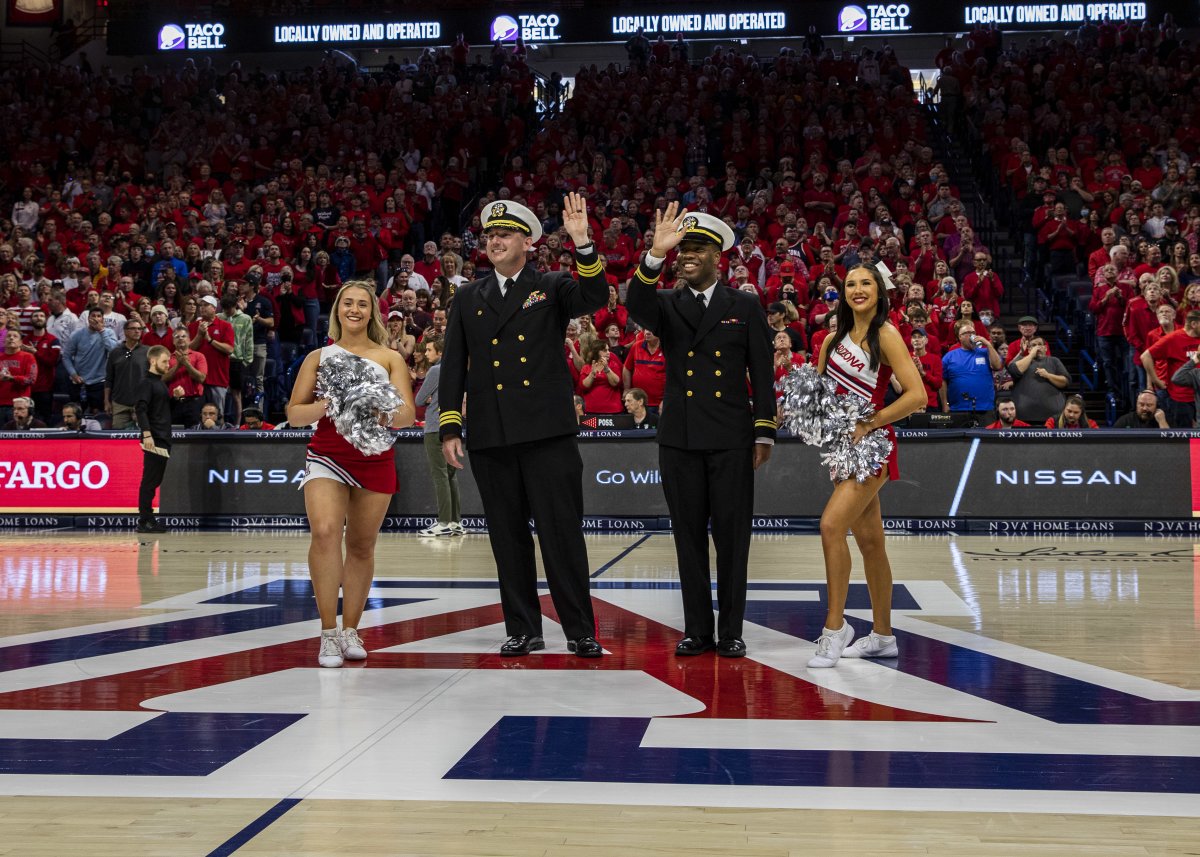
501,278 -> 516,303
695,290 -> 707,309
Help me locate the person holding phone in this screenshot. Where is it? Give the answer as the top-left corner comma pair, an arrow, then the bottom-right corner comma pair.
941,319 -> 1002,417
1008,336 -> 1072,424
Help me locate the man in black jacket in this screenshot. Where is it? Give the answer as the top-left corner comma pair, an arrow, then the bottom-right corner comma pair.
626,205 -> 776,658
104,318 -> 147,429
135,345 -> 173,534
439,194 -> 609,658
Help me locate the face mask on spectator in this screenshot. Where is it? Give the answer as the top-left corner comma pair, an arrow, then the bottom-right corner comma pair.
824,289 -> 838,302
246,271 -> 262,286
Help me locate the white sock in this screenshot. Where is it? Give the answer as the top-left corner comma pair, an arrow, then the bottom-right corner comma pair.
822,624 -> 846,636
321,628 -> 338,637
872,631 -> 895,640
343,627 -> 356,635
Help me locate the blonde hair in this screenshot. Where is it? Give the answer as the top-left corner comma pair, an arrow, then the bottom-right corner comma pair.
328,280 -> 388,346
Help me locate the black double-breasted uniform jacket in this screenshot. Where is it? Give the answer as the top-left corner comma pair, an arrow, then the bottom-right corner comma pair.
624,261 -> 777,449
439,251 -> 609,447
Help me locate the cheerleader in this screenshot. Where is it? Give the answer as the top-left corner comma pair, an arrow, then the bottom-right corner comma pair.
286,281 -> 415,668
809,265 -> 926,668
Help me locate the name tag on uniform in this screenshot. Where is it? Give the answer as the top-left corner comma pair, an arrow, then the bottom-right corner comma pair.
975,357 -> 987,365
522,291 -> 548,309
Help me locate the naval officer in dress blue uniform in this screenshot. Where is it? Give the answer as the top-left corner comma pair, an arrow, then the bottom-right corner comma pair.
439,194 -> 608,658
625,204 -> 777,658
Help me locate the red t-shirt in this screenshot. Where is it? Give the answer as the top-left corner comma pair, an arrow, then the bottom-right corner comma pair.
0,349 -> 37,405
623,339 -> 666,407
1147,329 -> 1200,403
166,350 -> 208,398
580,359 -> 623,414
187,317 -> 235,388
986,419 -> 1031,429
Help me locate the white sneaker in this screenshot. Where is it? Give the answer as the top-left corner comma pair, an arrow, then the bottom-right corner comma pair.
339,627 -> 367,660
318,633 -> 344,668
842,631 -> 898,659
807,623 -> 855,668
448,521 -> 465,535
418,522 -> 455,536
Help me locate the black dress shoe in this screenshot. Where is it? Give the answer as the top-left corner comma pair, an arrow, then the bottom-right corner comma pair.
717,638 -> 747,658
567,636 -> 603,658
499,635 -> 545,657
675,636 -> 716,656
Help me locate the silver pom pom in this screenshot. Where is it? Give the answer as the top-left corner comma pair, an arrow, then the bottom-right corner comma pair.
315,351 -> 403,457
778,364 -> 894,483
776,364 -> 841,445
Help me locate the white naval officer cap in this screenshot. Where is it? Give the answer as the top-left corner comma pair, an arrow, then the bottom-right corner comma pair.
482,200 -> 542,242
678,211 -> 736,251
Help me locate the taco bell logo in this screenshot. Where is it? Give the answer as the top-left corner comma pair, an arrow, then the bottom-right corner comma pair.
158,24 -> 187,50
490,15 -> 520,41
842,5 -> 913,32
838,5 -> 869,31
491,12 -> 561,43
158,21 -> 227,51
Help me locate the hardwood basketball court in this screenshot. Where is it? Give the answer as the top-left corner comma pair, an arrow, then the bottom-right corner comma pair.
1,530 -> 1197,855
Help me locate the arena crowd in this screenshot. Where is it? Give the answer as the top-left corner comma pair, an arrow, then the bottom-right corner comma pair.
2,15 -> 1197,433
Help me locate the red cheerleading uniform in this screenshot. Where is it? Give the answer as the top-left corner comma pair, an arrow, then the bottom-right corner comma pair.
824,335 -> 899,481
302,345 -> 398,495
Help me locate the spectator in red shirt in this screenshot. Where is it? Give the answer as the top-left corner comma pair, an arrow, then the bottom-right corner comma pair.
22,308 -> 59,423
1142,310 -> 1200,427
771,329 -> 806,412
986,398 -> 1031,429
1037,202 -> 1084,275
579,340 -> 623,414
905,327 -> 942,410
412,240 -> 443,285
593,285 -> 628,336
622,329 -> 665,409
1087,227 -> 1118,279
1088,266 -> 1134,402
962,252 -> 1004,317
238,407 -> 276,431
0,328 -> 38,424
1124,279 -> 1168,392
1044,395 -> 1099,429
188,295 -> 235,418
163,327 -> 207,426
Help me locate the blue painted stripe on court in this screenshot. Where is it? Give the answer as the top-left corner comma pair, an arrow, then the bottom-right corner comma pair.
591,533 -> 653,577
207,798 -> 301,857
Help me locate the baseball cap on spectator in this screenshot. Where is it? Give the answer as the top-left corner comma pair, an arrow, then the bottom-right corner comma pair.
387,310 -> 404,320
1165,218 -> 1178,226
1018,315 -> 1038,325
911,327 -> 927,337
780,261 -> 795,276
199,295 -> 219,308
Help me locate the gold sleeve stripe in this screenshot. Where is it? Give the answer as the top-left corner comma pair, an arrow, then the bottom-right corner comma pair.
635,268 -> 660,285
440,411 -> 463,425
576,261 -> 603,277
755,419 -> 778,428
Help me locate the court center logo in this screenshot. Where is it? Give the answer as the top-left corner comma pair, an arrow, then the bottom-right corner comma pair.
0,576 -> 1194,811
